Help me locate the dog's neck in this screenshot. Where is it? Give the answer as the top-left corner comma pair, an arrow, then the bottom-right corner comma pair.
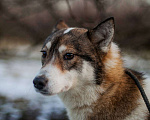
58,84 -> 104,120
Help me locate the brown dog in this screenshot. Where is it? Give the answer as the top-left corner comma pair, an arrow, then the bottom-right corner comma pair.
33,18 -> 150,120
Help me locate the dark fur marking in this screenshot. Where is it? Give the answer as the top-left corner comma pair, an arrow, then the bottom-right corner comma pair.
72,41 -> 82,53
48,36 -> 61,59
95,66 -> 103,85
77,54 -> 93,62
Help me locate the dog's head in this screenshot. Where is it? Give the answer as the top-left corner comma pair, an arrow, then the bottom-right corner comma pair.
33,18 -> 115,95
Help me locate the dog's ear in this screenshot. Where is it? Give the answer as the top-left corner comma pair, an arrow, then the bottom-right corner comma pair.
52,20 -> 69,32
87,17 -> 115,53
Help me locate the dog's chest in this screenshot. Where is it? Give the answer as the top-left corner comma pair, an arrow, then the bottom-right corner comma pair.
67,107 -> 93,120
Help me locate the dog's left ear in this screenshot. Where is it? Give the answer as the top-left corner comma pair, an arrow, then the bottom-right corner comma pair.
52,20 -> 69,32
87,17 -> 115,53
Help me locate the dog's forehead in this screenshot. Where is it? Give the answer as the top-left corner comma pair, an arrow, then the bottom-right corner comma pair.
42,28 -> 88,50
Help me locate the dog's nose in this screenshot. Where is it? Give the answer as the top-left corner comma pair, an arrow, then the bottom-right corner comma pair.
33,76 -> 47,90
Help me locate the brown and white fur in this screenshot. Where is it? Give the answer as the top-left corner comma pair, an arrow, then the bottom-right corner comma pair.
33,18 -> 150,120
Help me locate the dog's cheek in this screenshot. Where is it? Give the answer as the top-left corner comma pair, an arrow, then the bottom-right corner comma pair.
80,61 -> 95,83
66,70 -> 79,89
46,67 -> 77,94
47,79 -> 65,94
58,70 -> 78,92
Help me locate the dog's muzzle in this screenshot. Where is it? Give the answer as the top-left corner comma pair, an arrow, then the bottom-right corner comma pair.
33,76 -> 47,90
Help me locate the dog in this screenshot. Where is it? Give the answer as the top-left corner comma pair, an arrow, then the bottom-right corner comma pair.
33,17 -> 150,120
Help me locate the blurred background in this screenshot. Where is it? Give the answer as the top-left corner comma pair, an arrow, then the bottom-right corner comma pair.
0,0 -> 150,120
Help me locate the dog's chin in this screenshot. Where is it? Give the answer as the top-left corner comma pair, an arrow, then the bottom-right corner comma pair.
39,91 -> 52,96
35,89 -> 53,96
35,89 -> 64,96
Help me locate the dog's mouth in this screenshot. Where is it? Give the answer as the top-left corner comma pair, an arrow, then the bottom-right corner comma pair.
34,86 -> 71,96
39,91 -> 50,95
35,89 -> 51,95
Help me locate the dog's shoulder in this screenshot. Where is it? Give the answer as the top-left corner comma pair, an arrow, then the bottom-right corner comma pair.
124,69 -> 150,120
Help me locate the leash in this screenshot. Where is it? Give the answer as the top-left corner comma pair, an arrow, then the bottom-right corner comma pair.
125,70 -> 150,113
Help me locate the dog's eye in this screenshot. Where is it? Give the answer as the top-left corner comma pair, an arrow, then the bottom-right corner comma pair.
41,51 -> 47,58
64,53 -> 74,60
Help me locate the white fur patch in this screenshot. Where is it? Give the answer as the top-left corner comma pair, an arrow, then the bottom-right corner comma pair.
67,107 -> 92,120
64,28 -> 75,34
101,46 -> 109,52
46,41 -> 51,49
104,42 -> 120,69
58,45 -> 67,53
80,61 -> 94,81
110,42 -> 120,58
